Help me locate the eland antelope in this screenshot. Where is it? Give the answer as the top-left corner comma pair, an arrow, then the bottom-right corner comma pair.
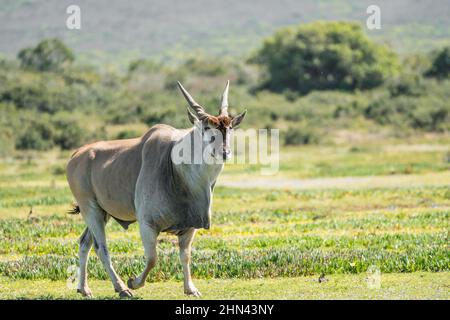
66,81 -> 246,298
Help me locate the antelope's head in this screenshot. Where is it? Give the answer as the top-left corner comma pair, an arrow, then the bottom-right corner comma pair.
177,81 -> 246,162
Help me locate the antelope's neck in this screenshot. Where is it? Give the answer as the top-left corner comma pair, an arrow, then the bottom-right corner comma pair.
174,162 -> 223,193
171,128 -> 223,193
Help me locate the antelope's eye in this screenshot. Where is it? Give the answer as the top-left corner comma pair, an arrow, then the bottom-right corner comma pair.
204,127 -> 210,131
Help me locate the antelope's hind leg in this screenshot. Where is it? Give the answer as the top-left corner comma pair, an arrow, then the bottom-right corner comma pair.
77,227 -> 93,297
79,200 -> 133,298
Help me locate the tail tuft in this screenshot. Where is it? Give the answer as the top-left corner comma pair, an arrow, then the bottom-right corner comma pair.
68,204 -> 80,215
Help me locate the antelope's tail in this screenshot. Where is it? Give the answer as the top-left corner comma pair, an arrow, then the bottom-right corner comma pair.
68,204 -> 80,215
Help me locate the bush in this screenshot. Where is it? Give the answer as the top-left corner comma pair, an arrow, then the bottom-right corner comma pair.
388,74 -> 426,97
52,165 -> 66,175
425,46 -> 450,79
365,80 -> 450,131
252,21 -> 399,94
164,69 -> 186,90
0,71 -> 102,114
128,59 -> 163,73
144,110 -> 177,127
0,128 -> 14,157
284,125 -> 319,145
16,120 -> 55,151
183,57 -> 226,76
11,110 -> 94,151
116,130 -> 140,139
52,118 -> 86,150
0,103 -> 17,156
108,104 -> 143,125
18,39 -> 74,72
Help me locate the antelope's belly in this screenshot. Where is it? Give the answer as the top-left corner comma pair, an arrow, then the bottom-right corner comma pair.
97,196 -> 136,222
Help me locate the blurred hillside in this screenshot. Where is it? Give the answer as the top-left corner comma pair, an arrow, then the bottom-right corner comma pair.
1,0 -> 450,65
1,19 -> 449,157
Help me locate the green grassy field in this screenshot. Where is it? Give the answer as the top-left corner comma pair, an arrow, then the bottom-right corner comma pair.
0,140 -> 449,299
0,273 -> 448,300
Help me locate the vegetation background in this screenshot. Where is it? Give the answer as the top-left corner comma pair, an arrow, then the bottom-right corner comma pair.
0,0 -> 449,299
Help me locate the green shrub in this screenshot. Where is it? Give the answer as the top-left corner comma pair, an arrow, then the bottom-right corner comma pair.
425,46 -> 450,79
116,130 -> 140,139
333,101 -> 365,119
52,118 -> 85,150
18,39 -> 74,72
365,80 -> 450,131
144,110 -> 170,126
0,73 -> 101,114
51,165 -> 66,176
0,103 -> 16,157
164,70 -> 186,90
0,128 -> 14,157
388,74 -> 426,97
252,21 -> 400,94
16,120 -> 55,151
108,105 -> 142,125
284,126 -> 319,145
183,57 -> 226,76
128,59 -> 163,73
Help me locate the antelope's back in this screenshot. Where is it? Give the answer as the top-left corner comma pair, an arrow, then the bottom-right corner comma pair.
66,137 -> 143,221
66,124 -> 188,221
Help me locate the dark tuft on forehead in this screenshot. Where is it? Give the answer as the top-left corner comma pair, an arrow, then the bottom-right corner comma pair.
208,115 -> 232,128
218,115 -> 232,127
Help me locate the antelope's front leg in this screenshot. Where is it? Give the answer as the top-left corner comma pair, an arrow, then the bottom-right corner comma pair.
178,228 -> 201,297
128,222 -> 159,290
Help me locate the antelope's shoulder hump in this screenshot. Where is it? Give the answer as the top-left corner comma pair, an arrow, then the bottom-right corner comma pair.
141,124 -> 191,147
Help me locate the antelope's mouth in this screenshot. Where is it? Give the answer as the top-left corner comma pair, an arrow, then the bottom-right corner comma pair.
222,152 -> 232,161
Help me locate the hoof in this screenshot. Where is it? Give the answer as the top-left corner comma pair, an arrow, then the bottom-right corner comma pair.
185,288 -> 202,297
128,276 -> 144,290
119,289 -> 134,298
77,288 -> 93,298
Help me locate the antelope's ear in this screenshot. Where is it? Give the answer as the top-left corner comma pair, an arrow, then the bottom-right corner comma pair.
232,110 -> 247,128
187,108 -> 198,124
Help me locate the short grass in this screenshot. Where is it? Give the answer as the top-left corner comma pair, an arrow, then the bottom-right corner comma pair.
0,141 -> 449,299
224,143 -> 450,178
0,273 -> 448,300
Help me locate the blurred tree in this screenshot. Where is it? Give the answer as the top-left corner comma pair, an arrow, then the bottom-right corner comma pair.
0,127 -> 14,157
425,46 -> 450,79
52,117 -> 85,150
402,53 -> 431,74
0,104 -> 15,157
16,119 -> 55,150
183,57 -> 226,76
284,124 -> 319,145
128,59 -> 163,73
18,39 -> 74,72
252,21 -> 400,94
116,130 -> 140,140
388,74 -> 425,97
365,80 -> 450,132
164,69 -> 186,90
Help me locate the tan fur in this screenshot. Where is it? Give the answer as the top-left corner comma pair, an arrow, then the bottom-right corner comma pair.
67,136 -> 143,222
